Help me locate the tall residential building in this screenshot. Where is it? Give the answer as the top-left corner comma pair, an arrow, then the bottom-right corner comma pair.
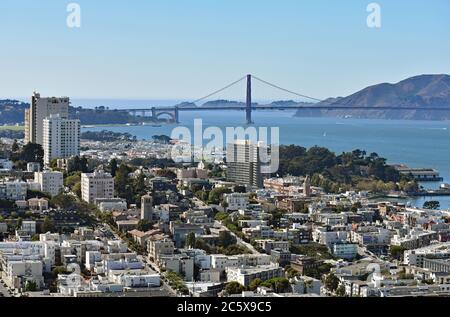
141,194 -> 153,222
34,171 -> 64,197
226,140 -> 268,189
25,92 -> 70,145
81,171 -> 114,204
42,115 -> 80,165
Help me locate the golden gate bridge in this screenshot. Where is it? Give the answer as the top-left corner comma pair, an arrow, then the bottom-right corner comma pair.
111,74 -> 450,124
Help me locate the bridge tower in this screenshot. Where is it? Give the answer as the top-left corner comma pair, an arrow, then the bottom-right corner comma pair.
174,106 -> 180,124
246,74 -> 253,125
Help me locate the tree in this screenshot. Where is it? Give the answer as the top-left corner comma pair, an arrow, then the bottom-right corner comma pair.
16,217 -> 23,230
11,139 -> 19,152
16,143 -> 44,166
390,245 -> 407,260
249,278 -> 262,291
50,194 -> 77,209
43,216 -> 55,233
423,201 -> 440,210
25,280 -> 37,292
52,266 -> 68,277
137,219 -> 151,232
65,173 -> 81,188
208,187 -> 231,205
132,173 -> 148,205
115,163 -> 133,203
336,285 -> 346,297
215,212 -> 228,221
261,278 -> 291,293
324,273 -> 340,293
109,158 -> 118,177
72,182 -> 82,198
26,190 -> 51,200
67,156 -> 89,173
221,201 -> 229,213
185,232 -> 196,248
217,231 -> 236,248
156,169 -> 177,179
224,282 -> 245,295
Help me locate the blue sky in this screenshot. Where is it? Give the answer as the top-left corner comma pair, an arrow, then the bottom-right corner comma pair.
1,0 -> 449,102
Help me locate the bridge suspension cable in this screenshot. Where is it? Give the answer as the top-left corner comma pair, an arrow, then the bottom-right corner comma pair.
251,75 -> 324,103
190,75 -> 248,105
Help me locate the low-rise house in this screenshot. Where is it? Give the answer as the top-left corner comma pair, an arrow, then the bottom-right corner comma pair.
224,193 -> 249,211
96,198 -> 127,212
28,198 -> 49,211
116,219 -> 139,232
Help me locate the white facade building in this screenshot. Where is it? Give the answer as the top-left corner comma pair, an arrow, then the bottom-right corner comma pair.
25,92 -> 70,145
34,171 -> 64,197
81,171 -> 114,204
0,180 -> 28,200
224,193 -> 249,211
226,265 -> 283,287
43,115 -> 80,165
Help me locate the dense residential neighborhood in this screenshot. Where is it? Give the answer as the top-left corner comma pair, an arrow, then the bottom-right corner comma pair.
1,94 -> 450,299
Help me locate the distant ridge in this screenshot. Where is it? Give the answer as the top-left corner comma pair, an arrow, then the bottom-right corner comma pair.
295,74 -> 450,120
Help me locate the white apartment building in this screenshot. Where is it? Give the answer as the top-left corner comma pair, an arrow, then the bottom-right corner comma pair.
404,242 -> 450,267
226,264 -> 283,287
4,260 -> 44,290
0,159 -> 13,171
224,193 -> 249,211
108,270 -> 160,288
21,221 -> 37,236
0,180 -> 28,200
34,171 -> 64,197
147,238 -> 175,262
210,254 -> 271,273
0,241 -> 56,267
27,162 -> 41,173
43,115 -> 80,165
81,171 -> 114,204
96,198 -> 127,212
391,228 -> 438,250
25,92 -> 70,145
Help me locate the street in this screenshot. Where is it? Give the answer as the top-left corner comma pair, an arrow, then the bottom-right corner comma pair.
0,279 -> 11,297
